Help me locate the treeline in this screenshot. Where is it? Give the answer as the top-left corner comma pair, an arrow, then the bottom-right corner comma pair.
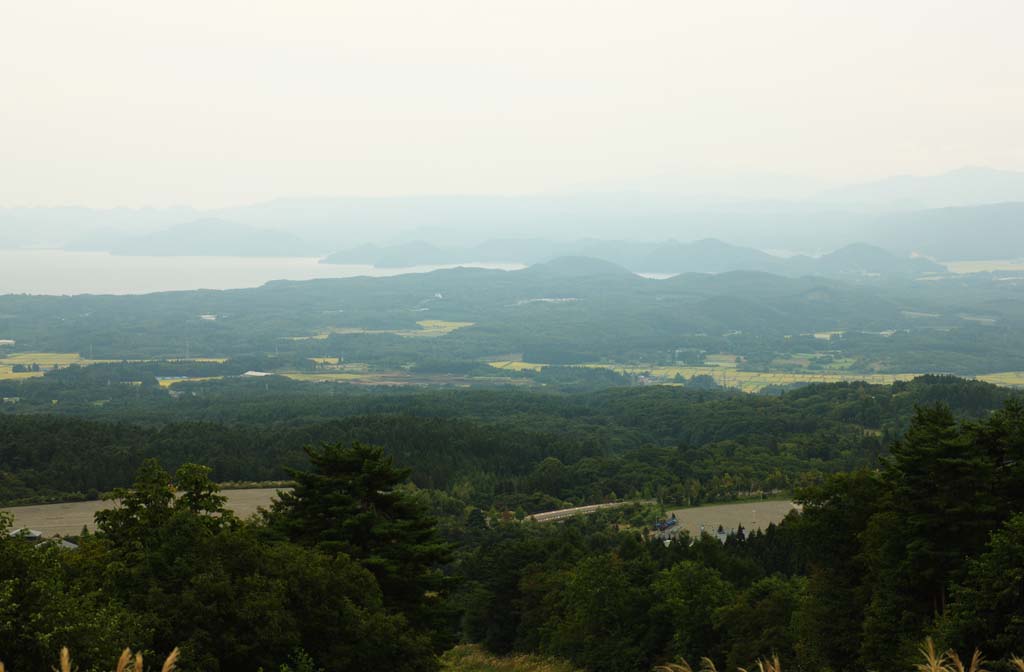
0,376 -> 1010,506
451,400 -> 1024,672
3,400 -> 1021,672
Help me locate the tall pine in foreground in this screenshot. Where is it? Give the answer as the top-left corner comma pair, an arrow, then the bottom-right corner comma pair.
272,442 -> 453,646
857,401 -> 1024,671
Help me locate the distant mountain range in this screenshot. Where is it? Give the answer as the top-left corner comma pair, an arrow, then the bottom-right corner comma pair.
867,202 -> 1024,260
2,167 -> 1023,260
814,166 -> 1024,209
323,239 -> 945,279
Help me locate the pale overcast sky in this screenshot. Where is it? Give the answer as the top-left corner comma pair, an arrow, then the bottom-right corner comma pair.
2,0 -> 1022,208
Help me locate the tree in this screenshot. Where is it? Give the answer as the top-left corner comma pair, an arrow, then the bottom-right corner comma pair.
653,561 -> 735,664
792,471 -> 885,672
76,460 -> 433,672
544,553 -> 654,672
859,403 -> 1018,670
0,512 -> 142,671
272,442 -> 452,638
713,575 -> 805,671
939,513 -> 1024,662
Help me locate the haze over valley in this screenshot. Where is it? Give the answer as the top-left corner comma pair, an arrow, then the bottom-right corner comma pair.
3,3 -> 1024,672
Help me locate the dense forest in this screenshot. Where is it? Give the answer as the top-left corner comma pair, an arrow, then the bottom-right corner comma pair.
1,386 -> 1023,672
0,375 -> 1009,506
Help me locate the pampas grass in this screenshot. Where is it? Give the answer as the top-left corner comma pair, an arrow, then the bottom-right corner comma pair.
115,649 -> 132,672
160,648 -> 179,672
649,640 -> 1003,672
699,657 -> 720,672
918,638 -> 949,672
654,662 -> 694,672
738,654 -> 782,672
0,647 -> 178,672
55,647 -> 72,672
947,648 -> 987,672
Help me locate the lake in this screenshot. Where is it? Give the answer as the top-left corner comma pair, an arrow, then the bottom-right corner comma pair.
0,249 -> 524,296
0,249 -> 1008,297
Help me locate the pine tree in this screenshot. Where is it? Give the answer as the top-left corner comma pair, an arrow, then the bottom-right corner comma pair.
272,442 -> 452,635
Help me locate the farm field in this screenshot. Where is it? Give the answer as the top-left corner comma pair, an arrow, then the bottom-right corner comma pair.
158,376 -> 224,387
4,349 -> 1023,392
283,371 -> 397,384
289,320 -> 474,341
975,371 -> 1024,388
0,352 -> 231,380
615,365 -> 921,392
0,352 -> 98,367
666,499 -> 800,538
3,487 -> 288,537
0,352 -> 106,380
0,368 -> 44,380
489,360 -> 921,392
283,370 -> 534,387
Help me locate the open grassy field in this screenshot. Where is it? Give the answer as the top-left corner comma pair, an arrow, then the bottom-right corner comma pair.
283,372 -> 390,383
975,371 -> 1024,388
441,645 -> 579,672
2,488 -> 287,537
666,499 -> 799,538
289,320 -> 475,341
411,320 -> 475,336
0,367 -> 44,380
617,365 -> 920,392
283,370 -> 535,388
0,352 -> 108,380
158,376 -> 224,388
0,352 -> 93,367
0,352 -> 230,378
489,360 -> 545,372
488,360 -> 921,392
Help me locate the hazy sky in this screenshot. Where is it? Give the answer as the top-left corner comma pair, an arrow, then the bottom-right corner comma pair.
2,0 -> 1023,208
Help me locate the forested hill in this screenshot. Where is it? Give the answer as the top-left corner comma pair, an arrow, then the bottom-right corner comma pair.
0,375 -> 1011,506
3,258 -> 1024,374
323,238 -> 945,277
2,375 -> 1022,672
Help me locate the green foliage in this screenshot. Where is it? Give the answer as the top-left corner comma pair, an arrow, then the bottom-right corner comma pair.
653,562 -> 735,664
65,460 -> 435,672
0,513 -> 142,672
1,376 -> 1009,508
791,471 -> 885,672
712,575 -> 805,671
272,442 -> 453,646
939,513 -> 1024,661
4,263 -> 1024,375
540,552 -> 655,672
1,382 -> 1023,672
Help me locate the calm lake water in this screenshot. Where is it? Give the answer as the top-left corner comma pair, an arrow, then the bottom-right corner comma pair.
0,249 -> 1006,296
0,250 -> 524,296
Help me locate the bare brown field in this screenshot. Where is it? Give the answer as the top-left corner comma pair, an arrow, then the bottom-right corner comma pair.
3,487 -> 288,537
667,499 -> 800,538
